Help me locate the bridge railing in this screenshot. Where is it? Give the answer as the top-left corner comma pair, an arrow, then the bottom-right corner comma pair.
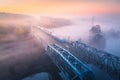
68,41 -> 120,80
47,44 -> 95,80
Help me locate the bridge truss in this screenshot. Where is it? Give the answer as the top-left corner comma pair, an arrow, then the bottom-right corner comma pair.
68,41 -> 120,80
47,44 -> 95,80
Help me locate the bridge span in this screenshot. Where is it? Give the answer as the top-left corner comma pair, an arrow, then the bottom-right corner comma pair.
31,26 -> 120,80
47,44 -> 95,80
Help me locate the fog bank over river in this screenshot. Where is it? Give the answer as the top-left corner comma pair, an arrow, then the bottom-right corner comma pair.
46,14 -> 120,57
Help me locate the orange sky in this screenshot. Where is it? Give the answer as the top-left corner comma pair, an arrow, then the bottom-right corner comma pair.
0,0 -> 120,15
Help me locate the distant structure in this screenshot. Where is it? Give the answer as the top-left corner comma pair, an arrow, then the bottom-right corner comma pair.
39,16 -> 72,28
91,16 -> 95,27
88,25 -> 106,50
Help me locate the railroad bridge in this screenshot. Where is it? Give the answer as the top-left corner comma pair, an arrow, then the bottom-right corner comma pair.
36,26 -> 120,80
67,41 -> 120,80
46,44 -> 95,80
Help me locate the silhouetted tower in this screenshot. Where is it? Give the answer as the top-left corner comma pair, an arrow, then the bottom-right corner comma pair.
92,16 -> 95,26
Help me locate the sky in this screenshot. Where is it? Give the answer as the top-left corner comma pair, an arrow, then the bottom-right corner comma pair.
0,0 -> 120,15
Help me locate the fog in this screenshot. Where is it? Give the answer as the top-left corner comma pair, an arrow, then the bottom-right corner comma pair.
0,13 -> 120,80
0,20 -> 31,43
47,14 -> 120,57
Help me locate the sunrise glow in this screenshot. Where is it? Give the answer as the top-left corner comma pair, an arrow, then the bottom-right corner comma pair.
0,0 -> 120,15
